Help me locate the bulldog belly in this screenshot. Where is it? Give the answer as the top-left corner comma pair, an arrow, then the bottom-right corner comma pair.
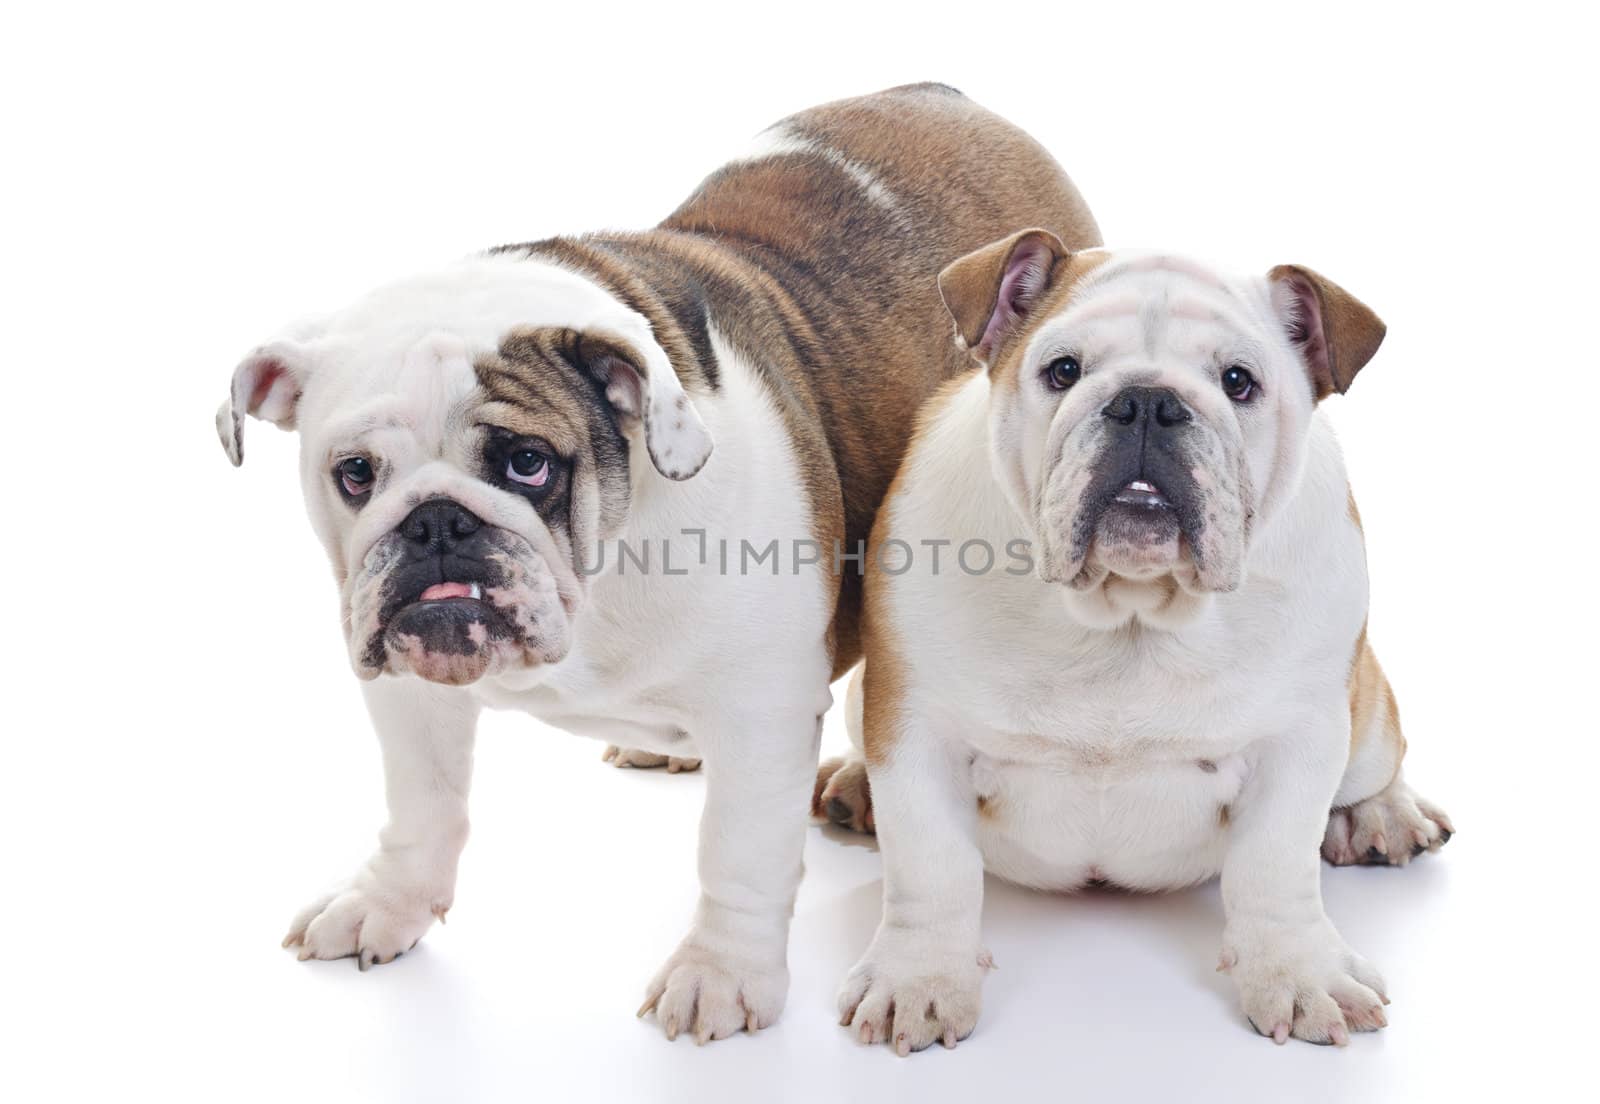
970,751 -> 1248,892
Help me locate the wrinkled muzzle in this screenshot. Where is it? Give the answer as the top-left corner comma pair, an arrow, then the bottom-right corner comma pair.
1035,386 -> 1252,595
345,498 -> 575,686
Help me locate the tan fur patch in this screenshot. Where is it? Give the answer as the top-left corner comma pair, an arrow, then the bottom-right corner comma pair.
1348,622 -> 1377,756
861,375 -> 976,766
1267,264 -> 1387,399
1348,624 -> 1406,783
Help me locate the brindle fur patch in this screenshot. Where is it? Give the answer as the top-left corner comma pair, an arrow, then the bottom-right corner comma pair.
494,83 -> 1102,676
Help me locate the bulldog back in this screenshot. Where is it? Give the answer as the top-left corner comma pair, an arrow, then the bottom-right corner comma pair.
521,82 -> 1102,671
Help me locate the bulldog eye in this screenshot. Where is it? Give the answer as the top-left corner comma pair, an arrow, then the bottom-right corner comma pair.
1044,355 -> 1082,391
336,456 -> 375,497
1221,365 -> 1257,402
507,448 -> 550,487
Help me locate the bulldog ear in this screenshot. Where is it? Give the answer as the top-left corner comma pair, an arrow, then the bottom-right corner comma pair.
573,329 -> 713,480
215,340 -> 313,466
938,228 -> 1070,363
1268,265 -> 1387,400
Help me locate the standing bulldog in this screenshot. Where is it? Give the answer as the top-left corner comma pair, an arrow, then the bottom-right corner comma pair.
821,230 -> 1452,1052
215,85 -> 1100,1042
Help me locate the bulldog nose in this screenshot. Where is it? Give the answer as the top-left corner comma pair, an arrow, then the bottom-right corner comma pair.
1101,386 -> 1193,430
399,499 -> 482,552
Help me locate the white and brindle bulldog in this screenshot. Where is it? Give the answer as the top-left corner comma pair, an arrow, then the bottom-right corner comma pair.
215,85 -> 1100,1042
817,230 -> 1453,1052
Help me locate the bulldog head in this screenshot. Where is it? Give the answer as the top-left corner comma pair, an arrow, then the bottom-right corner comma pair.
216,254 -> 712,685
939,229 -> 1384,629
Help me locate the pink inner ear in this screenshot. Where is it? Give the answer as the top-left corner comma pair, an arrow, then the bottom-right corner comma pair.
247,360 -> 288,413
980,238 -> 1055,355
591,354 -> 645,418
1280,275 -> 1334,393
239,355 -> 300,423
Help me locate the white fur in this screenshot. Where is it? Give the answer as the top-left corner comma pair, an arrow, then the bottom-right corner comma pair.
843,254 -> 1394,1051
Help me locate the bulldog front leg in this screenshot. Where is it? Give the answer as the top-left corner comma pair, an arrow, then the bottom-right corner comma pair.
638,704 -> 819,1043
1221,717 -> 1389,1044
837,731 -> 988,1055
284,678 -> 478,969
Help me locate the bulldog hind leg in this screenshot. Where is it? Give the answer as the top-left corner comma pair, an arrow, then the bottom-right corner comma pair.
812,666 -> 874,834
602,746 -> 702,773
1323,640 -> 1453,867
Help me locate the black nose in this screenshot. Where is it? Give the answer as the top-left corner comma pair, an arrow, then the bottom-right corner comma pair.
1101,386 -> 1193,430
399,499 -> 482,552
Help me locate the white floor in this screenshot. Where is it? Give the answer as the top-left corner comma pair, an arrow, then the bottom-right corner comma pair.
10,690 -> 1571,1104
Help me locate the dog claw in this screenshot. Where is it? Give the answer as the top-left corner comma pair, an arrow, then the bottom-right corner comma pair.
637,993 -> 661,1019
1272,1023 -> 1289,1045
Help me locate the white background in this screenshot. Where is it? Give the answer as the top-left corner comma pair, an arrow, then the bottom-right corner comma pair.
4,3 -> 1595,1101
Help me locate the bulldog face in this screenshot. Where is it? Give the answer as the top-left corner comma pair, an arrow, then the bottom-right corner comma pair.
216,256 -> 712,685
939,230 -> 1384,628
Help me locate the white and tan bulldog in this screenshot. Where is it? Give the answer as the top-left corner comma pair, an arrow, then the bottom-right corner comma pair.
215,85 -> 1100,1042
819,230 -> 1453,1052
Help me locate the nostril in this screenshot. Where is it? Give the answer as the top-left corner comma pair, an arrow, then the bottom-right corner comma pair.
402,517 -> 430,545
451,512 -> 480,539
1102,396 -> 1140,425
1156,397 -> 1192,428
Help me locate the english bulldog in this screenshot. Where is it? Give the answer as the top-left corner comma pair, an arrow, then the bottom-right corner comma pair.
817,230 -> 1453,1052
215,84 -> 1101,1042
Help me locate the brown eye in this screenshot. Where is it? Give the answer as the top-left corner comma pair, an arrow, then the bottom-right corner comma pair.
1044,355 -> 1082,391
1221,365 -> 1256,401
337,456 -> 374,496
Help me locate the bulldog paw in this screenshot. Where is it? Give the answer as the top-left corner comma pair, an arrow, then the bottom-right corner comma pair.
837,944 -> 987,1055
1323,781 -> 1453,866
637,941 -> 787,1044
812,755 -> 874,833
1221,922 -> 1387,1046
602,745 -> 701,773
283,865 -> 450,970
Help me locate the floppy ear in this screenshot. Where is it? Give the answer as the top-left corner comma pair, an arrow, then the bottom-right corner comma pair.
215,340 -> 313,466
938,228 -> 1070,364
573,329 -> 713,480
1268,265 -> 1386,400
